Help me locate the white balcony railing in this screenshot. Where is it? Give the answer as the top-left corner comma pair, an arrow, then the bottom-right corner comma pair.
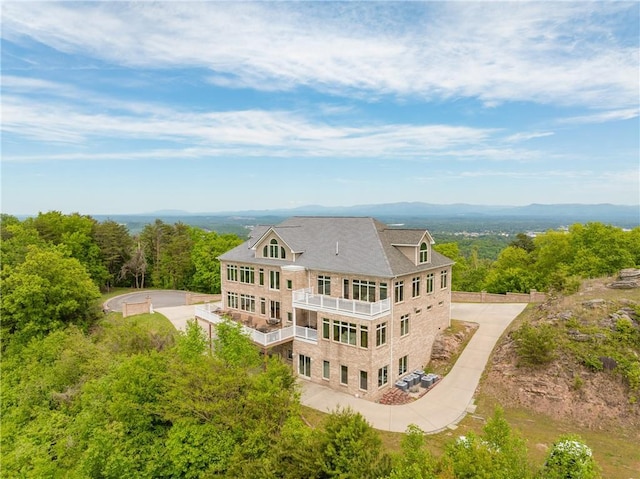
195,305 -> 316,346
292,288 -> 391,319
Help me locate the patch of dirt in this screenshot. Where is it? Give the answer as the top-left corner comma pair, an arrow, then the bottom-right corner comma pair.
430,321 -> 479,375
480,277 -> 640,437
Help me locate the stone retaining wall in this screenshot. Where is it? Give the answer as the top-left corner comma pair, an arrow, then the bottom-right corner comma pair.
186,293 -> 221,305
122,297 -> 152,318
452,289 -> 546,303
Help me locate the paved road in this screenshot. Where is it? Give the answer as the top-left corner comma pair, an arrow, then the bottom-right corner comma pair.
300,302 -> 527,433
105,290 -> 188,312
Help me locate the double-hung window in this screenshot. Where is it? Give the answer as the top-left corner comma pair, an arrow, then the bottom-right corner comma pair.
440,270 -> 448,289
394,281 -> 404,303
318,275 -> 331,295
378,365 -> 388,387
340,365 -> 349,385
400,314 -> 410,336
226,265 -> 238,281
376,322 -> 387,346
412,276 -> 420,297
426,273 -> 434,294
269,270 -> 280,290
398,355 -> 408,375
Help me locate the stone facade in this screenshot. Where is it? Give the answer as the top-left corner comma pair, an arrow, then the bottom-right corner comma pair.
215,217 -> 453,402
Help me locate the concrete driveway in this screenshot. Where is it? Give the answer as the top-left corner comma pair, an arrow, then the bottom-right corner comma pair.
300,302 -> 528,433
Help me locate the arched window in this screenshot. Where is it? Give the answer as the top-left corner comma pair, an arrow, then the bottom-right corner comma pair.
269,239 -> 279,258
419,242 -> 428,263
281,246 -> 286,259
263,245 -> 268,257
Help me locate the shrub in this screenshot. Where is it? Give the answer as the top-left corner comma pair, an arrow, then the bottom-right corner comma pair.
513,322 -> 557,366
539,435 -> 600,478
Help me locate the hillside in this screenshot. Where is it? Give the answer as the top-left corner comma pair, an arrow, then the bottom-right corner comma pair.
481,276 -> 640,437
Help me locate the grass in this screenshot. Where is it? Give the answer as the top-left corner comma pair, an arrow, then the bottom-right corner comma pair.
99,310 -> 178,337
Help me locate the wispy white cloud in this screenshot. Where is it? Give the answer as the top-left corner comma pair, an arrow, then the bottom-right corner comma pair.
505,132 -> 555,143
2,2 -> 637,109
3,77 -> 509,161
557,108 -> 640,125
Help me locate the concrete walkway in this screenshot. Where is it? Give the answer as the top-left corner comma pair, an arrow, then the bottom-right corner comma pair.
155,304 -> 198,332
300,302 -> 527,433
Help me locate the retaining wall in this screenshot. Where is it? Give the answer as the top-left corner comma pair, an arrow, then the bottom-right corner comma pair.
122,297 -> 152,318
452,289 -> 546,303
186,293 -> 221,305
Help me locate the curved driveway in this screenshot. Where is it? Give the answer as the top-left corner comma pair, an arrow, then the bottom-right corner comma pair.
105,290 -> 187,311
300,302 -> 528,433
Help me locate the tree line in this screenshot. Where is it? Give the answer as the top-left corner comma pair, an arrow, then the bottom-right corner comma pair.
435,223 -> 640,294
4,213 -> 637,299
1,212 -> 243,293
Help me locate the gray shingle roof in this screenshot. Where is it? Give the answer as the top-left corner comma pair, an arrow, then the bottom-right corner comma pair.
219,217 -> 453,277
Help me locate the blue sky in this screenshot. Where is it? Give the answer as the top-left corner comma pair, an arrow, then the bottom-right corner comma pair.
1,1 -> 639,215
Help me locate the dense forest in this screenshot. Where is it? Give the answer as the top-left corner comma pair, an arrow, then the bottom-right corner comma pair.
2,211 -> 638,477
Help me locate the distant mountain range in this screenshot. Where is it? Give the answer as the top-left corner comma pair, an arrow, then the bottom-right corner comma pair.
147,202 -> 639,222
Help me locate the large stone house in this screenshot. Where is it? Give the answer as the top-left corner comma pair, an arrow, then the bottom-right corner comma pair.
196,216 -> 453,401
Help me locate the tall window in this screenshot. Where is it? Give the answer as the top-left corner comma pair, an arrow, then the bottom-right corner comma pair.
400,314 -> 410,336
318,275 -> 331,295
398,355 -> 408,375
343,279 -> 349,299
240,294 -> 255,312
378,365 -> 388,387
379,282 -> 388,300
353,280 -> 375,302
322,319 -> 330,339
259,268 -> 264,286
299,355 -> 311,377
360,325 -> 369,349
419,242 -> 428,263
227,291 -> 238,309
332,320 -> 357,346
269,239 -> 279,258
270,300 -> 281,319
376,322 -> 387,346
340,365 -> 349,385
360,370 -> 368,390
412,276 -> 421,297
239,266 -> 254,284
394,281 -> 404,303
426,273 -> 434,294
440,269 -> 448,289
323,360 -> 330,379
269,270 -> 280,290
226,264 -> 238,281
260,297 -> 266,315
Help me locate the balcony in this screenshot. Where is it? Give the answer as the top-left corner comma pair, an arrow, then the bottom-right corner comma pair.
292,288 -> 391,320
195,305 -> 316,347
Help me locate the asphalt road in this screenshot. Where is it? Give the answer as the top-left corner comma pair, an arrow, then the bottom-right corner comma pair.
105,290 -> 187,311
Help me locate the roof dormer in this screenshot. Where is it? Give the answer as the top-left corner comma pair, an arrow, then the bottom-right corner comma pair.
250,227 -> 297,261
390,230 -> 434,266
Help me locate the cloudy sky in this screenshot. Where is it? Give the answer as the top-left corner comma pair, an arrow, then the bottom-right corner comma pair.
1,1 -> 639,215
